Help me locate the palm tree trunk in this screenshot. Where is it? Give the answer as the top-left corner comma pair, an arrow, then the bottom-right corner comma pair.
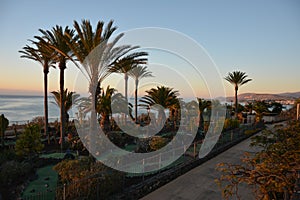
43,67 -> 50,144
124,74 -> 129,123
235,85 -> 238,119
124,74 -> 128,101
89,79 -> 98,155
59,62 -> 66,151
198,111 -> 204,131
135,79 -> 138,123
158,109 -> 166,128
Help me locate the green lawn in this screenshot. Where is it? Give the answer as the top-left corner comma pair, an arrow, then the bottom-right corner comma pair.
40,152 -> 75,159
22,165 -> 58,200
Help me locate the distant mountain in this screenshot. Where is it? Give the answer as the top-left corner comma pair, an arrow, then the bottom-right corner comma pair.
278,92 -> 300,99
221,92 -> 300,102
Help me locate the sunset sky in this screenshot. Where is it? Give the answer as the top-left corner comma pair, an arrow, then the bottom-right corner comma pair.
0,0 -> 299,98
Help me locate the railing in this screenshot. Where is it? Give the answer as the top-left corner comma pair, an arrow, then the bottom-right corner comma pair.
21,122 -> 265,200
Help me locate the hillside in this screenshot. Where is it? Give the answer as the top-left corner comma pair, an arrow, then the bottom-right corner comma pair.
223,91 -> 300,102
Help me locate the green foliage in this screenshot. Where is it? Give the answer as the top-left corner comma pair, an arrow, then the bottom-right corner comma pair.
224,71 -> 252,118
244,129 -> 257,135
51,89 -> 80,113
223,118 -> 240,131
0,160 -> 32,186
15,124 -> 44,158
0,114 -> 9,147
216,121 -> 300,199
54,157 -> 124,199
270,101 -> 283,114
253,100 -> 269,122
53,157 -> 94,183
0,149 -> 18,165
149,136 -> 168,151
30,116 -> 45,128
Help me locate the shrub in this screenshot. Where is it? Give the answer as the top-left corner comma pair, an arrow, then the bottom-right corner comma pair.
223,118 -> 240,131
244,129 -> 257,135
15,124 -> 44,159
54,157 -> 124,199
0,149 -> 18,165
217,121 -> 300,199
149,136 -> 168,151
0,160 -> 32,186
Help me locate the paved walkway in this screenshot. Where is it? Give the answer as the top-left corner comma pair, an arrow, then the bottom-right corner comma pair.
141,124 -> 282,200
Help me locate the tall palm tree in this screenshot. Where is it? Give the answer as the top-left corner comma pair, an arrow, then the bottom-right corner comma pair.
19,39 -> 56,144
128,66 -> 153,123
66,19 -> 140,138
110,52 -> 148,101
37,25 -> 76,150
224,71 -> 252,118
197,98 -> 212,132
140,86 -> 179,126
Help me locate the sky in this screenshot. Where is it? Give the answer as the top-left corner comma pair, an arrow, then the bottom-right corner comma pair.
0,0 -> 299,99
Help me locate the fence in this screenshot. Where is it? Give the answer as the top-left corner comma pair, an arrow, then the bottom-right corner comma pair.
22,122 -> 264,200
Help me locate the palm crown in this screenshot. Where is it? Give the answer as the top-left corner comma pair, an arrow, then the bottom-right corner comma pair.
224,70 -> 252,118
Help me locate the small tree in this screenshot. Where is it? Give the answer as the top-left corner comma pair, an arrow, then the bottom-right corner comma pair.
54,157 -> 124,199
0,114 -> 9,148
15,124 -> 44,159
149,136 -> 168,151
216,121 -> 300,199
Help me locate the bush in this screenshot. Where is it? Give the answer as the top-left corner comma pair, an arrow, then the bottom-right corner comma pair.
244,129 -> 257,135
0,149 -> 18,165
0,160 -> 32,186
223,118 -> 240,131
217,121 -> 300,199
15,124 -> 44,159
149,136 -> 168,151
54,157 -> 124,199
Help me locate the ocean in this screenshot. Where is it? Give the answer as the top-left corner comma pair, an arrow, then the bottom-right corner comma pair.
0,95 -> 294,125
0,95 -> 61,125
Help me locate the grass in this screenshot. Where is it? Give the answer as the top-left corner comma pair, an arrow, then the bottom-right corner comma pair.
40,152 -> 75,159
124,144 -> 137,152
22,165 -> 58,200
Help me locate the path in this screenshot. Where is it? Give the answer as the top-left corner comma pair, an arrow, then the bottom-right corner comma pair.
141,123 -> 284,200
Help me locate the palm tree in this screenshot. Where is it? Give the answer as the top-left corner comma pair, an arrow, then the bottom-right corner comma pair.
245,102 -> 254,114
197,98 -> 212,132
128,66 -> 153,123
224,71 -> 252,118
66,19 -> 141,140
37,25 -> 76,150
96,86 -> 116,133
110,52 -> 148,101
51,89 -> 80,130
140,86 -> 179,126
19,39 -> 56,144
253,100 -> 269,122
51,89 -> 80,116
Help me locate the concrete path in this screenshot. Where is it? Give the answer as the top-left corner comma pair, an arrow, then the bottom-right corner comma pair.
141,124 -> 282,200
